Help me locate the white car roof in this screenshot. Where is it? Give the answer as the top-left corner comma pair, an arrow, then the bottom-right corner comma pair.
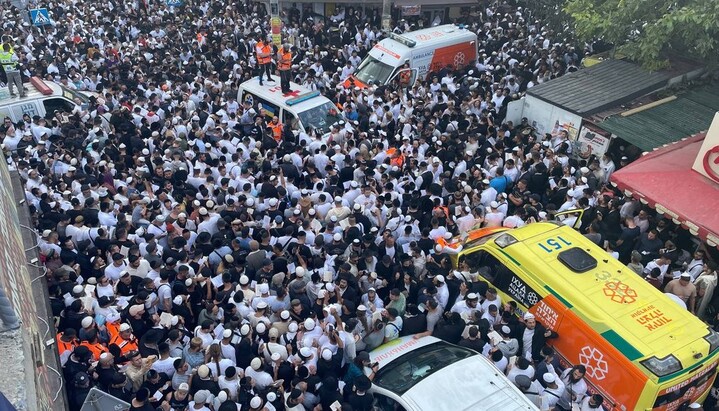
369,337 -> 538,411
239,75 -> 330,112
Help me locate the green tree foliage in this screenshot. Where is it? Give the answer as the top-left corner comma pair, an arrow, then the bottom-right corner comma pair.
564,0 -> 719,70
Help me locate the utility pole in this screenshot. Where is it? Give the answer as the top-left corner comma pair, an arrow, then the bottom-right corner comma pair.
381,0 -> 392,32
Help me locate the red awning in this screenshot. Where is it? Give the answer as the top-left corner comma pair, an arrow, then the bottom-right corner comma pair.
610,133 -> 719,247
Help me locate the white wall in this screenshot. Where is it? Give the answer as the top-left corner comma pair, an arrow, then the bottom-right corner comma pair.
508,96 -> 583,140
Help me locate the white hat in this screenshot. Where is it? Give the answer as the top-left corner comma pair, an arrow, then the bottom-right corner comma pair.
580,166 -> 590,174
197,364 -> 210,378
268,198 -> 278,206
357,305 -> 367,311
256,301 -> 268,309
490,201 -> 499,209
280,310 -> 290,320
185,278 -> 193,287
178,382 -> 189,391
466,293 -> 478,300
501,325 -> 511,335
223,329 -> 232,338
240,324 -> 251,336
250,357 -> 262,370
688,403 -> 702,409
288,322 -> 299,333
304,318 -> 316,331
250,396 -> 263,409
300,346 -> 313,358
72,285 -> 84,294
270,352 -> 281,362
333,233 -> 342,242
119,323 -> 132,332
543,373 -> 556,383
435,275 -> 445,283
326,283 -> 336,293
321,348 -> 333,361
334,196 -> 342,203
580,176 -> 588,184
317,289 -> 327,299
240,275 -> 250,285
81,316 -> 93,328
523,313 -> 536,320
173,295 -> 183,305
296,267 -> 305,278
256,322 -> 267,334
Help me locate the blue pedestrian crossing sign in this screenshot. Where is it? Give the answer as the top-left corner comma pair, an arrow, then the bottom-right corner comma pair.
29,8 -> 51,26
166,0 -> 183,6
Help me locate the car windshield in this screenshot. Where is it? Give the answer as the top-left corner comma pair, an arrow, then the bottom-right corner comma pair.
354,56 -> 395,86
297,101 -> 342,134
373,341 -> 475,395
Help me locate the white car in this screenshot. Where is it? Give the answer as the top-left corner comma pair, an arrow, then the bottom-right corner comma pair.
368,336 -> 539,411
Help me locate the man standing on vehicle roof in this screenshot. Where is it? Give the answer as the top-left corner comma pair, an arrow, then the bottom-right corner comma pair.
0,43 -> 24,98
255,37 -> 273,86
278,44 -> 293,94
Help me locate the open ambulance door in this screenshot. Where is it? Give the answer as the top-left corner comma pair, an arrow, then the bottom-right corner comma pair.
553,209 -> 584,230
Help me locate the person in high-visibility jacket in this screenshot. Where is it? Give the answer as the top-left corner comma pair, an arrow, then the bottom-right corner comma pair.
269,116 -> 283,142
57,328 -> 79,366
255,37 -> 273,86
80,330 -> 108,362
108,322 -> 139,361
0,43 -> 24,97
277,43 -> 293,93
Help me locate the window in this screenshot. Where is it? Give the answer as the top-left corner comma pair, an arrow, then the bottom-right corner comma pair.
281,110 -> 299,130
354,55 -> 395,86
373,393 -> 406,411
373,341 -> 475,395
463,250 -> 501,283
42,98 -> 75,120
296,101 -> 341,134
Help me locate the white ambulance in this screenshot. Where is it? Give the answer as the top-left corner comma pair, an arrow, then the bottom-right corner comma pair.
237,75 -> 342,137
345,24 -> 477,89
0,77 -> 99,123
368,336 -> 539,411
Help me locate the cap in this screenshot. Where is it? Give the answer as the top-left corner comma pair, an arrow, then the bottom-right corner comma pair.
223,329 -> 233,338
501,325 -> 511,335
466,293 -> 478,300
250,357 -> 262,370
304,318 -> 316,331
280,310 -> 290,320
119,323 -> 132,332
268,328 -> 279,339
250,396 -> 263,409
543,373 -> 556,383
299,346 -> 312,358
256,301 -> 268,309
333,233 -> 342,242
515,374 -> 532,390
81,316 -> 93,328
194,390 -> 209,404
490,201 -> 499,209
240,275 -> 249,285
197,364 -> 210,378
680,273 -> 692,279
357,304 -> 367,311
72,284 -> 84,294
435,275 -> 445,283
178,382 -> 189,391
523,312 -> 535,320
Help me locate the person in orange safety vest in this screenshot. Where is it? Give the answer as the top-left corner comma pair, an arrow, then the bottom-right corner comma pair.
57,328 -> 79,366
269,116 -> 283,142
255,37 -> 273,86
108,322 -> 139,361
277,43 -> 293,93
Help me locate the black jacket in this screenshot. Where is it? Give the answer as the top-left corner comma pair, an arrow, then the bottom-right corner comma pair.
515,321 -> 558,363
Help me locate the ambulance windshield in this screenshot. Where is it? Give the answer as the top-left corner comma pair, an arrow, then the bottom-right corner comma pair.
354,56 -> 395,85
298,101 -> 342,134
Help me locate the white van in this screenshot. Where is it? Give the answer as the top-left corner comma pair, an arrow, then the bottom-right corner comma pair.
345,24 -> 477,89
0,77 -> 98,123
237,75 -> 342,136
368,336 -> 538,411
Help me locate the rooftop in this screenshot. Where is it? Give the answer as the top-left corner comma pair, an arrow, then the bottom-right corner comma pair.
598,84 -> 719,152
526,59 -> 670,116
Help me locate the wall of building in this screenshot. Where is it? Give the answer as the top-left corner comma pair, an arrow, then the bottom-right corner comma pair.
0,157 -> 65,411
507,95 -> 583,141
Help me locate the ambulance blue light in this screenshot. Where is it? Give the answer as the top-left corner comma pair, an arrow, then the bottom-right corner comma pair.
286,91 -> 320,106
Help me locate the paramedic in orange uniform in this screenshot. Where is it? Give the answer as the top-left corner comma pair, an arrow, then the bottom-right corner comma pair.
269,116 -> 283,142
255,37 -> 273,86
398,62 -> 412,89
278,43 -> 293,93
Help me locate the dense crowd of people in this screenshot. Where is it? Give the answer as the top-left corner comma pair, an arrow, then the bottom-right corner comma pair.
1,0 -> 718,410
